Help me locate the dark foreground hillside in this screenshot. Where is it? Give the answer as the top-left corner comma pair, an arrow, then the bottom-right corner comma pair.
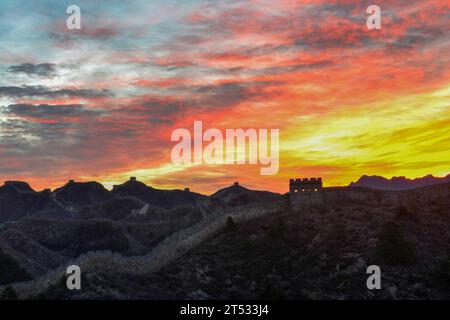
34,191 -> 450,300
149,207 -> 449,299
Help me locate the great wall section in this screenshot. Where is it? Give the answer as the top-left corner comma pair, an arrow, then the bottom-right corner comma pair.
289,178 -> 450,213
1,201 -> 285,299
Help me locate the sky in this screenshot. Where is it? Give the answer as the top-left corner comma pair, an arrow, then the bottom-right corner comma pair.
0,0 -> 449,194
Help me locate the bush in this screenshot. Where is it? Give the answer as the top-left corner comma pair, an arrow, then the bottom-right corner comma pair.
396,206 -> 418,222
375,221 -> 415,266
436,257 -> 450,289
35,275 -> 67,300
260,278 -> 285,300
435,197 -> 448,216
362,211 -> 374,222
0,247 -> 32,285
317,204 -> 328,215
225,216 -> 237,232
267,220 -> 287,239
0,286 -> 18,300
328,223 -> 346,241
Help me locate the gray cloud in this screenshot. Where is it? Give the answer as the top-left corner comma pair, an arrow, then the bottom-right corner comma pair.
0,85 -> 112,98
112,98 -> 188,126
257,60 -> 335,75
386,25 -> 447,51
4,104 -> 100,120
195,81 -> 280,109
8,63 -> 58,77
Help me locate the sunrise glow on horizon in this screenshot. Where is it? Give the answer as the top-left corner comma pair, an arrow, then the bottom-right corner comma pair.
0,0 -> 449,194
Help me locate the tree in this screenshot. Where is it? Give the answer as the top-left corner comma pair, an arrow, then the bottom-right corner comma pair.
375,222 -> 415,266
226,216 -> 237,232
0,286 -> 18,300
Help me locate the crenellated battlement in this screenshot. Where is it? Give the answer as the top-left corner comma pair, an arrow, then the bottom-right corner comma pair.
290,178 -> 322,183
289,177 -> 323,193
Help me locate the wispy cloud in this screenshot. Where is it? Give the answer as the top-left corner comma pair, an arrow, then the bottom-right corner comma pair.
0,0 -> 448,192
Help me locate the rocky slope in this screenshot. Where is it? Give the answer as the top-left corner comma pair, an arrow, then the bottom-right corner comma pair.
0,179 -> 209,286
111,179 -> 207,209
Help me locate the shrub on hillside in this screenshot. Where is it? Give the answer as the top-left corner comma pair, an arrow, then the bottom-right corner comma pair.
225,216 -> 237,232
436,256 -> 450,289
396,206 -> 418,222
375,221 -> 415,266
328,223 -> 346,241
0,286 -> 18,300
260,278 -> 286,300
267,220 -> 287,239
0,247 -> 32,285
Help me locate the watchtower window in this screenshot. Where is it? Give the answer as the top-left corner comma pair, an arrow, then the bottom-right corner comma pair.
289,177 -> 323,194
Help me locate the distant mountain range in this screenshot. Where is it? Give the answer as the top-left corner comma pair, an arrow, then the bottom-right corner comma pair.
349,174 -> 450,191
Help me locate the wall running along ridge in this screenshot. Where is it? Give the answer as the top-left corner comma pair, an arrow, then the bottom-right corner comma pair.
1,202 -> 284,299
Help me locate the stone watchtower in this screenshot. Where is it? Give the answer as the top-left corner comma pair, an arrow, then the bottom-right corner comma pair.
289,178 -> 324,212
289,178 -> 323,193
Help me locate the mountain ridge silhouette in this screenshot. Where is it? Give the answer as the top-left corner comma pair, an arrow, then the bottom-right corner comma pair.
349,173 -> 450,190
